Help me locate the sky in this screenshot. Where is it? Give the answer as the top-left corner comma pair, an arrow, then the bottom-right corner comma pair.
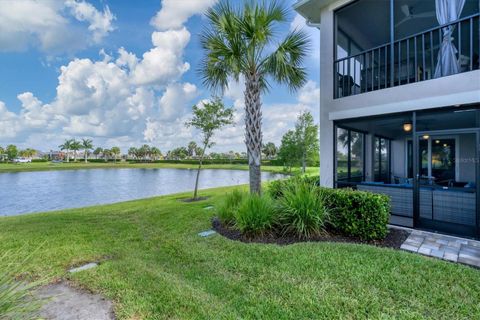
0,0 -> 320,153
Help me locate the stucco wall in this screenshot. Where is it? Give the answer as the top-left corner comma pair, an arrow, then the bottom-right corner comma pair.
317,0 -> 480,187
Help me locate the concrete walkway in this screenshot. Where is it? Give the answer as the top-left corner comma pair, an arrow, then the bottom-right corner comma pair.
400,229 -> 480,268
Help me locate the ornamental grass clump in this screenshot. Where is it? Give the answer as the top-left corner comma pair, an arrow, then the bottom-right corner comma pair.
234,194 -> 277,236
217,189 -> 246,225
0,250 -> 47,319
276,179 -> 328,239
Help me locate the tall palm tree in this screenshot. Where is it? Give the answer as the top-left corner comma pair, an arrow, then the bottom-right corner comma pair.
200,1 -> 309,193
70,139 -> 81,162
59,139 -> 73,163
81,139 -> 94,163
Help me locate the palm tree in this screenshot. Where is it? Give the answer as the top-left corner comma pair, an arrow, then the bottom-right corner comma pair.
93,147 -> 103,159
103,149 -> 111,162
139,144 -> 151,161
111,147 -> 121,163
262,142 -> 277,159
81,139 -> 94,163
128,147 -> 138,160
200,1 -> 309,193
70,139 -> 81,162
187,141 -> 197,158
59,139 -> 73,163
150,147 -> 162,161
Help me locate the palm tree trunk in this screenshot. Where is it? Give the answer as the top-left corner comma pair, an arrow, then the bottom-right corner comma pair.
84,149 -> 88,163
66,150 -> 69,163
245,72 -> 262,194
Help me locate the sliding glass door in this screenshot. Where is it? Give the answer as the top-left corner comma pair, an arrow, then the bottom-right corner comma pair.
415,130 -> 479,237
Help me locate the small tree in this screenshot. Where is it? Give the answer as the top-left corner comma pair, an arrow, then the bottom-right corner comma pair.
277,130 -> 299,172
82,139 -> 94,163
295,111 -> 319,173
111,147 -> 121,163
6,145 -> 18,161
0,146 -> 4,162
103,149 -> 111,162
186,98 -> 234,200
277,111 -> 319,173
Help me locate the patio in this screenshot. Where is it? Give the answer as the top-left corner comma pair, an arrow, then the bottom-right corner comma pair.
399,228 -> 480,268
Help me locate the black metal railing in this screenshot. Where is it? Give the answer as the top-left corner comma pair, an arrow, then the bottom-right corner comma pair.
334,14 -> 479,99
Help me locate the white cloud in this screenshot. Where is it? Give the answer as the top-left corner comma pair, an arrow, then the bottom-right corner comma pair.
0,1 -> 320,154
150,0 -> 217,31
0,0 -> 115,53
131,28 -> 191,86
65,0 -> 115,43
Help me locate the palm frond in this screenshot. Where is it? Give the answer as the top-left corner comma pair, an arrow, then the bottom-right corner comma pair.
261,30 -> 310,91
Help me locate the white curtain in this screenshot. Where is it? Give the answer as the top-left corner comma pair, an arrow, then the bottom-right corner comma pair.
433,0 -> 466,78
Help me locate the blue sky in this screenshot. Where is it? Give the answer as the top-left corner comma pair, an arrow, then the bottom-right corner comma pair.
0,0 -> 319,152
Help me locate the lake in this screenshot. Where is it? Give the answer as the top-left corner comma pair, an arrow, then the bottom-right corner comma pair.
0,168 -> 284,216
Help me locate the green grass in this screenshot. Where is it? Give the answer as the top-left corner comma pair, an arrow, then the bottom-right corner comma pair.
1,187 -> 479,319
0,161 -> 318,176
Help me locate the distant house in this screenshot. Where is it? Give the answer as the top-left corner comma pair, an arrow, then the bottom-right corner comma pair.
295,0 -> 480,238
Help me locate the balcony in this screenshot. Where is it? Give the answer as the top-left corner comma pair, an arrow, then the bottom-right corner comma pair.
334,0 -> 479,99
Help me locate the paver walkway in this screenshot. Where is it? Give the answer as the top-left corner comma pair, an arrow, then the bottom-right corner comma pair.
400,229 -> 480,268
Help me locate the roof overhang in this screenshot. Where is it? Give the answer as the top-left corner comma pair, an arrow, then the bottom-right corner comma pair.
293,0 -> 339,25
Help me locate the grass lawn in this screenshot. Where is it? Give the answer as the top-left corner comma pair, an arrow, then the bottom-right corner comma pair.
0,186 -> 479,319
0,161 -> 318,176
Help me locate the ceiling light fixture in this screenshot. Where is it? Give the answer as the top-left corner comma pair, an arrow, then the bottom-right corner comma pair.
403,122 -> 412,132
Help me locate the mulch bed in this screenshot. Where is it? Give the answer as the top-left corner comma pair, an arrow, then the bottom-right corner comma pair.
212,217 -> 410,249
178,196 -> 210,203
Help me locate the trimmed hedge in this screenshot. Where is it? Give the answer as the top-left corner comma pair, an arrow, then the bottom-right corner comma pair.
320,188 -> 390,240
267,176 -> 390,240
31,159 -> 48,162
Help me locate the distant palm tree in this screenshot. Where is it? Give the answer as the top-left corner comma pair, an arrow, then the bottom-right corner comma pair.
70,139 -> 81,162
93,147 -> 103,159
81,139 -> 94,163
200,1 -> 309,193
187,141 -> 197,158
111,147 -> 121,163
150,147 -> 162,161
59,139 -> 73,162
103,149 -> 111,162
128,147 -> 138,160
262,142 -> 277,159
139,144 -> 151,161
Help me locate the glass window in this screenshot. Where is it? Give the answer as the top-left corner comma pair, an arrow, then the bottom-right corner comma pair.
336,127 -> 365,185
336,127 -> 349,181
374,137 -> 390,182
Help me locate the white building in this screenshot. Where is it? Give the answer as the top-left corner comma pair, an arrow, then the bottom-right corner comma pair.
295,0 -> 480,238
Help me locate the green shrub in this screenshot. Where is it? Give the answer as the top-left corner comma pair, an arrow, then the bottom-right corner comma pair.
267,176 -> 319,199
276,179 -> 328,238
217,189 -> 246,224
320,188 -> 390,240
31,159 -> 48,163
0,250 -> 46,319
234,194 -> 277,236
